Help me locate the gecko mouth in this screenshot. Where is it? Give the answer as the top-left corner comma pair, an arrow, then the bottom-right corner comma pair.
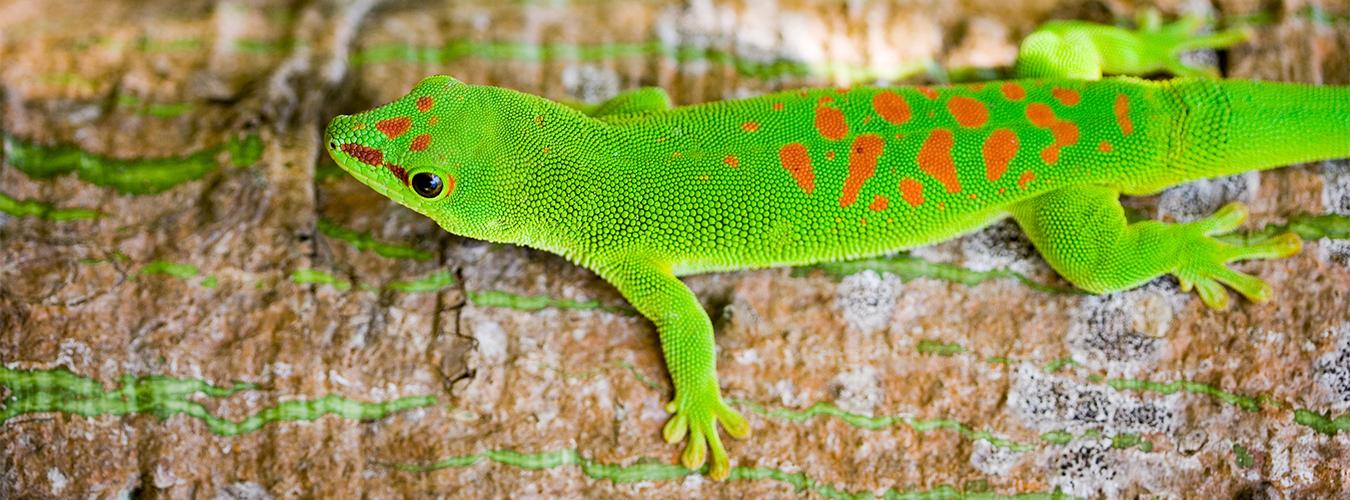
330,141 -> 410,187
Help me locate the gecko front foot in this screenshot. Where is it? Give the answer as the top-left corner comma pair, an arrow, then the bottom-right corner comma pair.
1173,202 -> 1301,309
662,384 -> 750,480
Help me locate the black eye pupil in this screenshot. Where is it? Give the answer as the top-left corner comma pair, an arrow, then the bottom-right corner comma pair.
412,172 -> 443,198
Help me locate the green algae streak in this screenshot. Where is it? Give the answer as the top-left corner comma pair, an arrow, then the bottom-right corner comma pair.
386,447 -> 1070,499
3,132 -> 262,195
795,254 -> 1078,295
734,399 -> 1036,453
0,191 -> 100,220
0,367 -> 434,435
317,218 -> 435,261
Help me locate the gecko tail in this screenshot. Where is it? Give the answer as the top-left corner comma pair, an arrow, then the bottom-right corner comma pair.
1214,79 -> 1350,173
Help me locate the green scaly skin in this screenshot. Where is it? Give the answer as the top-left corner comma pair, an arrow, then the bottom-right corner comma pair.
325,17 -> 1350,479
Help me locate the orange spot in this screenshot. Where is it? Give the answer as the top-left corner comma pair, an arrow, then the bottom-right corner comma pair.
918,129 -> 960,193
1098,140 -> 1112,152
826,151 -> 837,160
868,194 -> 889,212
1051,87 -> 1081,106
1024,103 -> 1078,165
741,121 -> 760,132
1115,93 -> 1134,135
967,83 -> 986,92
352,122 -> 365,130
428,116 -> 439,126
779,143 -> 814,194
814,104 -> 848,141
899,178 -> 924,207
410,134 -> 432,152
416,96 -> 434,112
839,134 -> 885,207
724,155 -> 739,167
946,96 -> 989,128
376,117 -> 412,140
1018,171 -> 1035,189
772,102 -> 784,111
444,174 -> 456,197
872,91 -> 911,126
917,86 -> 939,100
982,129 -> 1018,181
1001,82 -> 1025,101
1026,103 -> 1055,127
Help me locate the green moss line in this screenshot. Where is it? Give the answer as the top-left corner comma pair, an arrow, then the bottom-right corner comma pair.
1103,376 -> 1350,435
383,447 -> 1068,499
135,261 -> 200,279
3,132 -> 262,195
1038,429 -> 1153,452
734,399 -> 1037,453
317,218 -> 435,261
350,39 -> 932,82
1216,214 -> 1350,245
114,95 -> 195,118
0,191 -> 100,220
1102,377 -> 1283,413
916,339 -> 965,357
466,289 -> 634,315
0,367 -> 434,435
1293,409 -> 1350,435
1232,443 -> 1254,468
290,268 -> 353,291
794,254 -> 1079,295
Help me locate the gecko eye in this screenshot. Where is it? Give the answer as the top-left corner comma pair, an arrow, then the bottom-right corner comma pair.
411,172 -> 443,198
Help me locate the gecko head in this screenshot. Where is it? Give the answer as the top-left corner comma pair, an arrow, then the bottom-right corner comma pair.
325,75 -> 522,241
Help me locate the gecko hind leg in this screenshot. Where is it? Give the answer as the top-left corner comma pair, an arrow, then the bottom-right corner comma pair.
1011,187 -> 1300,309
1015,12 -> 1248,79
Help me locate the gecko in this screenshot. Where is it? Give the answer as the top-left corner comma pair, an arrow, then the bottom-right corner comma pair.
324,16 -> 1350,479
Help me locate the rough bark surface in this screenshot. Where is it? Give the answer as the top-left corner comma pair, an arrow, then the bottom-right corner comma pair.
2,0 -> 1348,497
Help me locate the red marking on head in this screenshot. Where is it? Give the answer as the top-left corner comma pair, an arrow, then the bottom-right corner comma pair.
839,134 -> 885,207
817,96 -> 834,105
826,150 -> 837,160
868,194 -> 889,212
982,128 -> 1018,181
836,87 -> 851,94
778,143 -> 814,194
1001,82 -> 1025,101
1114,94 -> 1133,136
384,163 -> 409,185
899,178 -> 924,207
1025,103 -> 1079,165
376,117 -> 412,140
339,143 -> 383,167
1098,141 -> 1112,152
416,96 -> 434,112
814,106 -> 848,141
1051,87 -> 1081,106
772,102 -> 784,111
946,96 -> 989,128
741,121 -> 760,132
410,134 -> 432,152
918,129 -> 960,193
917,86 -> 939,100
872,91 -> 911,126
428,116 -> 440,126
724,155 -> 739,167
1018,171 -> 1035,189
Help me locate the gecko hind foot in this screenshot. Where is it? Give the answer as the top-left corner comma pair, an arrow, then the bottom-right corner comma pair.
662,389 -> 750,480
1174,202 -> 1301,309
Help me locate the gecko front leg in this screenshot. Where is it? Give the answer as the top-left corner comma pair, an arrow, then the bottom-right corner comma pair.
596,257 -> 749,479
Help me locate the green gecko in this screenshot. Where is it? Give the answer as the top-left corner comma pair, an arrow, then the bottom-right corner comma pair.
325,16 -> 1349,479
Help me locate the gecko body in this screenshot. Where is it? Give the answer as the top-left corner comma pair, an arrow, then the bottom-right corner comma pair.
326,18 -> 1350,478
